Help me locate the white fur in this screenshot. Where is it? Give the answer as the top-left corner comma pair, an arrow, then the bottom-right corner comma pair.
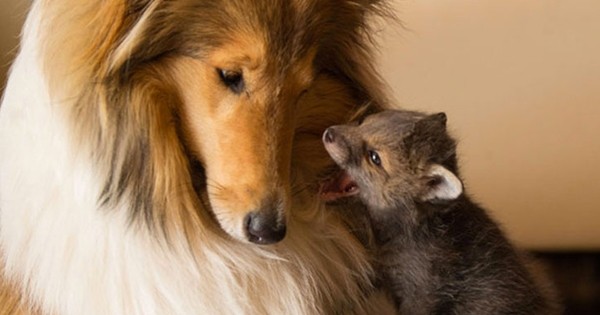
0,3 -> 394,314
422,164 -> 463,201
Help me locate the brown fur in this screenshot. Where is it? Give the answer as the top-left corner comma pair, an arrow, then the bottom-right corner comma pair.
0,280 -> 24,315
0,262 -> 40,315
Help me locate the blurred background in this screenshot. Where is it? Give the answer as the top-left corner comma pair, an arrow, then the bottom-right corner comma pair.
1,0 -> 599,313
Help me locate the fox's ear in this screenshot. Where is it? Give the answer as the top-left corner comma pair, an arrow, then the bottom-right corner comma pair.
430,112 -> 448,126
415,112 -> 447,129
409,112 -> 448,139
420,164 -> 462,202
428,112 -> 447,126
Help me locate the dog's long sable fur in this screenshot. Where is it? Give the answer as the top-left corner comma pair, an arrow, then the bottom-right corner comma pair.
322,110 -> 561,315
0,0 -> 397,314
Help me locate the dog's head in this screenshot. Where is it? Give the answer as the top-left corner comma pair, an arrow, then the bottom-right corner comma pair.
169,38 -> 316,244
45,0 -> 387,244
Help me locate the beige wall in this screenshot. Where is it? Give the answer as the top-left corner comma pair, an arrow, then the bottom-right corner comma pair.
1,0 -> 599,250
380,0 -> 600,250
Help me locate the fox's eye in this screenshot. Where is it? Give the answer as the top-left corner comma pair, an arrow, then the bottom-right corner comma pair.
368,150 -> 381,166
217,68 -> 244,93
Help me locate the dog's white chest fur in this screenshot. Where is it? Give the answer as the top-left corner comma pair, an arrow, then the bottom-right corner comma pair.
0,8 -> 202,314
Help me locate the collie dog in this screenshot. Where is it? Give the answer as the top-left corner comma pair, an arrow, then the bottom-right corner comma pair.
0,0 -> 395,314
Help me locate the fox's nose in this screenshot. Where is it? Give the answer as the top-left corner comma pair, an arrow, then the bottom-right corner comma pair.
323,128 -> 335,143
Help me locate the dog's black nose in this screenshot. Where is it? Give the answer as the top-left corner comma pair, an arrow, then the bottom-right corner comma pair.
323,128 -> 335,143
244,211 -> 286,245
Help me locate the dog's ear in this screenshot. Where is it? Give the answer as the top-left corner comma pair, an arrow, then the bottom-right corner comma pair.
420,164 -> 463,202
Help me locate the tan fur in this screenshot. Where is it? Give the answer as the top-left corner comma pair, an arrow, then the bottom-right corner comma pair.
1,0 -> 392,313
0,262 -> 40,315
0,280 -> 24,315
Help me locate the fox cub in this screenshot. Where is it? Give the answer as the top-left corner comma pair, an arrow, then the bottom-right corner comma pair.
321,110 -> 560,315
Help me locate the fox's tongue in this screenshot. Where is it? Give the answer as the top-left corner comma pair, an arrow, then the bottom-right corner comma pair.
319,170 -> 359,202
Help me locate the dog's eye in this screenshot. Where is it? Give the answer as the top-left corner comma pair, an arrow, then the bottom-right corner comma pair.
368,150 -> 382,166
217,68 -> 244,94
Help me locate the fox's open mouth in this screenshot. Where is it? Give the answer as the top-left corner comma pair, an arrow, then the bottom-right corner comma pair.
319,170 -> 359,202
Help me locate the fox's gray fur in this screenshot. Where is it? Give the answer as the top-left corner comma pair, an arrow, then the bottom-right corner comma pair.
322,110 -> 560,315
